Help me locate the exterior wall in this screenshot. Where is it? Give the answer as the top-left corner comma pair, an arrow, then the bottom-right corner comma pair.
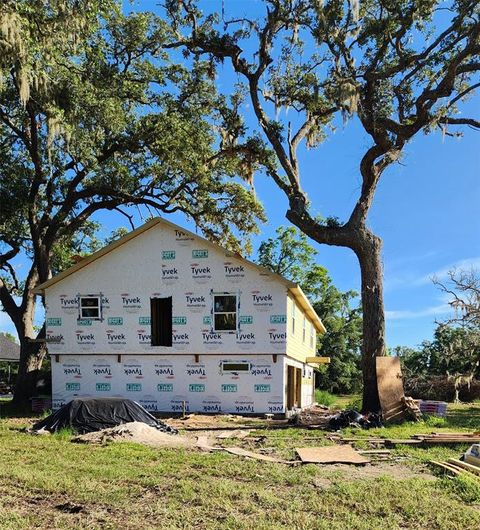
44,223 -> 288,356
286,295 -> 317,363
52,354 -> 285,414
283,357 -> 315,408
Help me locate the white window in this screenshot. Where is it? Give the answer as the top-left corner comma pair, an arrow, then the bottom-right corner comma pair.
79,295 -> 101,320
291,302 -> 296,334
213,293 -> 237,332
221,361 -> 250,373
303,316 -> 306,343
310,323 -> 314,348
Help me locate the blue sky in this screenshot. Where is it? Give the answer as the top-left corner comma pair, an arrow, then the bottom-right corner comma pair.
1,1 -> 479,349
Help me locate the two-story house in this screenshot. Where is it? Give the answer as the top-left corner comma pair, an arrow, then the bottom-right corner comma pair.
35,218 -> 326,414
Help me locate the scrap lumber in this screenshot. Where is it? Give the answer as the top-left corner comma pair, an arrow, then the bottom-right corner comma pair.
403,396 -> 422,421
447,459 -> 480,477
430,461 -> 463,476
296,445 -> 370,465
412,433 -> 480,444
223,446 -> 294,465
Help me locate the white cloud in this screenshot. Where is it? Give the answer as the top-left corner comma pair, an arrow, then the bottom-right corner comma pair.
385,303 -> 451,320
384,256 -> 480,292
416,256 -> 480,286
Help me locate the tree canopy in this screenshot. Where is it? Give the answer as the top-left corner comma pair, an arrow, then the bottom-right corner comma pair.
0,0 -> 265,403
165,0 -> 480,411
257,226 -> 362,393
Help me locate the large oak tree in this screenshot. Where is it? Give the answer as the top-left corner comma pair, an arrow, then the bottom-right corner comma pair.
167,0 -> 480,411
0,1 -> 265,404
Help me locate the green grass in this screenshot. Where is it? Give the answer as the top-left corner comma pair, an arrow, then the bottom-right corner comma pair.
0,402 -> 479,529
314,389 -> 337,407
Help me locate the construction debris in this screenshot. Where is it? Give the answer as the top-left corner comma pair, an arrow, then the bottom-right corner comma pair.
419,400 -> 448,417
376,357 -> 408,423
431,458 -> 480,481
334,431 -> 480,447
464,444 -> 480,467
411,432 -> 480,444
402,396 -> 422,421
216,429 -> 251,440
72,422 -> 192,448
223,447 -> 294,464
296,445 -> 370,465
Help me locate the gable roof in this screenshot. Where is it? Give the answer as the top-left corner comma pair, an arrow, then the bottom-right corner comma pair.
0,334 -> 20,362
34,217 -> 326,333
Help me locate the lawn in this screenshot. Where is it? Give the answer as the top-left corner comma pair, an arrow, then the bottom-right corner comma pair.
0,403 -> 479,529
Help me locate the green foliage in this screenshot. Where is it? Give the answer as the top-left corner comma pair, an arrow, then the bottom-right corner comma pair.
314,389 -> 337,407
397,324 -> 480,379
0,1 -> 270,400
257,226 -> 362,393
257,226 -> 330,300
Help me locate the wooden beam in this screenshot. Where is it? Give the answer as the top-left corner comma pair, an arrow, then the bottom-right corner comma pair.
306,357 -> 331,364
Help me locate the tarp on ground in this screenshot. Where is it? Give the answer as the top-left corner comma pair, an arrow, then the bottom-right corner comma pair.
32,397 -> 175,434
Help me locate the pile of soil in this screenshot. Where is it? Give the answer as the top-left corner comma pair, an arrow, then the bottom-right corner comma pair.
291,406 -> 335,428
72,421 -> 193,448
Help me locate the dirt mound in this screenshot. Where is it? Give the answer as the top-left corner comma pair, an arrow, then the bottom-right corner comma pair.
73,421 -> 193,448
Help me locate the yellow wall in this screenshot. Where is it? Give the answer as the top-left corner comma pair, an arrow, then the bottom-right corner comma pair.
286,294 -> 317,363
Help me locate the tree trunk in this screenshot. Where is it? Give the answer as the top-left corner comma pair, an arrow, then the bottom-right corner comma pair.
354,229 -> 385,412
12,339 -> 47,406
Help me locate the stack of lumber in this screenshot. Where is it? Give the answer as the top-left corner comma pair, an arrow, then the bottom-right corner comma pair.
411,432 -> 480,444
402,396 -> 422,421
338,431 -> 480,446
431,458 -> 480,481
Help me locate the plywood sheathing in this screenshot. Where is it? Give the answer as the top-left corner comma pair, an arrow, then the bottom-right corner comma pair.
296,445 -> 370,465
376,357 -> 407,423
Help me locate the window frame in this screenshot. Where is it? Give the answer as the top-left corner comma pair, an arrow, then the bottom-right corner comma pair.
221,361 -> 250,373
150,296 -> 173,347
78,295 -> 102,320
302,315 -> 306,343
310,323 -> 314,348
212,292 -> 238,333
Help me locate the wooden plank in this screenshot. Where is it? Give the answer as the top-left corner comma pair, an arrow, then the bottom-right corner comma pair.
447,459 -> 480,476
306,357 -> 331,364
223,447 -> 293,464
430,461 -> 463,475
296,445 -> 370,465
358,449 -> 391,455
376,357 -> 406,422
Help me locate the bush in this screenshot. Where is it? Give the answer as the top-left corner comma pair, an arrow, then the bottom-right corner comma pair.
314,390 -> 337,407
404,376 -> 480,402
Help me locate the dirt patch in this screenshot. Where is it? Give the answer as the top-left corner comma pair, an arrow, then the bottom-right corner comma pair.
73,421 -> 193,448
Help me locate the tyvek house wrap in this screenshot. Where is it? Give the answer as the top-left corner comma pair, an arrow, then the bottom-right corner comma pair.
40,219 -> 317,412
51,354 -> 287,413
44,224 -> 289,356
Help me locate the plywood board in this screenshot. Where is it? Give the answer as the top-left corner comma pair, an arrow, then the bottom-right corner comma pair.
223,447 -> 292,464
376,357 -> 406,423
296,445 -> 370,465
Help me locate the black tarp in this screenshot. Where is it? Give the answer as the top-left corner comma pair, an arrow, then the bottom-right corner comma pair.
32,397 -> 176,434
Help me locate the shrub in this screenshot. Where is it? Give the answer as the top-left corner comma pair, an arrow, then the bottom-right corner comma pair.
314,390 -> 337,407
404,376 -> 480,402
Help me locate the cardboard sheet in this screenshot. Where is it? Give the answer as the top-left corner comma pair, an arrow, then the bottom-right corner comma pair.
296,445 -> 370,465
